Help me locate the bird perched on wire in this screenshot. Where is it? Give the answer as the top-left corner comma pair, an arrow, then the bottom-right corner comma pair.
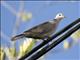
11,13 -> 65,41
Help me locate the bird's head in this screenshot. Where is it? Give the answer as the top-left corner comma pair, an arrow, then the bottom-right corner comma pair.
54,13 -> 65,20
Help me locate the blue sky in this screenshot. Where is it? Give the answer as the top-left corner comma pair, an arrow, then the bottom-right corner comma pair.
1,1 -> 80,60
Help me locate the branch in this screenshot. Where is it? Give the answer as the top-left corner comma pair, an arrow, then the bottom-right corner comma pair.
1,1 -> 17,15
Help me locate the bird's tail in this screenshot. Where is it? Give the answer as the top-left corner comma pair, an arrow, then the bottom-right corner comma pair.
11,34 -> 25,41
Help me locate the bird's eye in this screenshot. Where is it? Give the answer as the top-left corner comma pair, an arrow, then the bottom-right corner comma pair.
59,14 -> 61,16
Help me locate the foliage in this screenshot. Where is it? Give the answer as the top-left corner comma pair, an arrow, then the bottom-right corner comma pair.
0,47 -> 5,60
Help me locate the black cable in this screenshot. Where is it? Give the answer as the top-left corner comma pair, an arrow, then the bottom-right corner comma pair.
28,23 -> 80,60
19,18 -> 80,60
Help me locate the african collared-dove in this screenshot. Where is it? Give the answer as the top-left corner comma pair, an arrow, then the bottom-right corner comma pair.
11,13 -> 65,41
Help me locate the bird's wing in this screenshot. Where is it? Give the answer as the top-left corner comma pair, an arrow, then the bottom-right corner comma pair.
23,21 -> 57,36
24,22 -> 49,34
23,20 -> 59,39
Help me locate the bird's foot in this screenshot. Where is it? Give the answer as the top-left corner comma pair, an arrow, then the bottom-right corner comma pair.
42,36 -> 51,41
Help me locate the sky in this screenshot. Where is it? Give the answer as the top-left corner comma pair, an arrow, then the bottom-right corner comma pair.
1,1 -> 80,60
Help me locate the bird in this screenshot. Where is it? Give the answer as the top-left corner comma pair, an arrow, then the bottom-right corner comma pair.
11,13 -> 65,41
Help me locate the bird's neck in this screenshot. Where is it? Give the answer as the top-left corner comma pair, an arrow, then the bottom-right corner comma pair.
54,18 -> 62,23
49,19 -> 62,24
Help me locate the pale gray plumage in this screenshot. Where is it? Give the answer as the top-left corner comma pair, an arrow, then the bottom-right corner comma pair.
11,13 -> 65,41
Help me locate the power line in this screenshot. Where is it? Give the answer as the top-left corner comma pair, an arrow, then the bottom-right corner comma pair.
28,22 -> 80,60
19,18 -> 80,60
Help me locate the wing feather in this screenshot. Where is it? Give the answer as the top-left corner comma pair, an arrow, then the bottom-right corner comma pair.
24,22 -> 49,33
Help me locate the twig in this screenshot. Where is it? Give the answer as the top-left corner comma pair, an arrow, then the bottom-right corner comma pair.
1,1 -> 17,15
12,1 -> 24,36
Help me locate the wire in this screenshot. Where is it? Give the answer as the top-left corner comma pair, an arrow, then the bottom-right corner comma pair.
28,22 -> 80,60
19,18 -> 80,60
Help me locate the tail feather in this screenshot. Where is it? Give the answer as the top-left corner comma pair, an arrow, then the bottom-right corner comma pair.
11,34 -> 25,41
